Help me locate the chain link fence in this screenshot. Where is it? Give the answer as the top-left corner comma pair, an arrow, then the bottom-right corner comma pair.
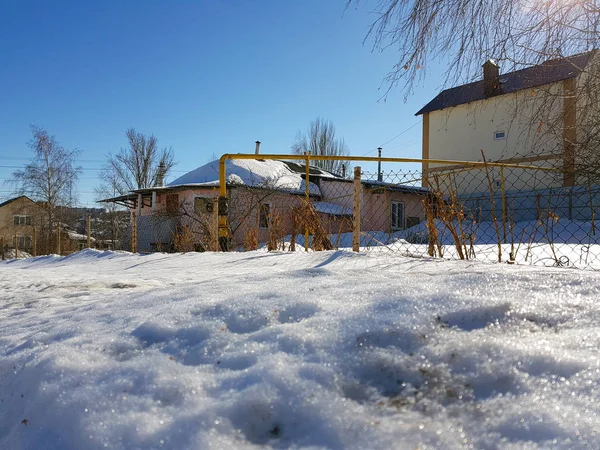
4,155 -> 599,270
359,164 -> 599,269
115,155 -> 600,270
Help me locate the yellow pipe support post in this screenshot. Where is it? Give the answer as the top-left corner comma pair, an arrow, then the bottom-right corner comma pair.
353,166 -> 361,252
305,152 -> 310,252
500,166 -> 507,243
217,156 -> 230,251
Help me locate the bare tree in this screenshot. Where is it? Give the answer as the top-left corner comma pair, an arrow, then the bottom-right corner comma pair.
349,0 -> 600,182
94,169 -> 130,250
9,126 -> 82,250
292,118 -> 350,175
348,0 -> 600,98
100,128 -> 176,195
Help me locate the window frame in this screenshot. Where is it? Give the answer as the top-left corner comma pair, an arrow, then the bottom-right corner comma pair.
16,235 -> 32,248
165,194 -> 179,215
390,201 -> 405,230
259,203 -> 271,229
14,215 -> 31,226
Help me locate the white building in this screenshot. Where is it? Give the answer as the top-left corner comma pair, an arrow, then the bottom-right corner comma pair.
416,51 -> 597,194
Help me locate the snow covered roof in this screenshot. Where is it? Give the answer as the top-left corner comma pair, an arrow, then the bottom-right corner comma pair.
312,201 -> 352,216
68,231 -> 95,242
168,159 -> 328,196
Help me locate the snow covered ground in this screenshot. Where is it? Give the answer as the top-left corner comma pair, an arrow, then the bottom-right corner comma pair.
1,249 -> 600,449
295,218 -> 600,269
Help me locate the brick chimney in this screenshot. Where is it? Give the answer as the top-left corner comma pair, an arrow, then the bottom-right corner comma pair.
483,59 -> 501,97
155,162 -> 166,187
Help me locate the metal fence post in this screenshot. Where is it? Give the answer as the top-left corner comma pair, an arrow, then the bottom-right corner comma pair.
131,212 -> 137,253
353,166 -> 361,252
0,237 -> 3,260
305,152 -> 310,252
87,215 -> 91,248
14,233 -> 18,258
33,228 -> 37,257
57,221 -> 61,255
501,166 -> 507,243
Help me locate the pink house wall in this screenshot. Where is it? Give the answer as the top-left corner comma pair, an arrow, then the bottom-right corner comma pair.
134,180 -> 427,250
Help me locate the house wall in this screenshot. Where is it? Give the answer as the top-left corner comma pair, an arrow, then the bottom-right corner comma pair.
132,187 -> 220,252
0,197 -> 42,251
128,181 -> 428,251
361,189 -> 426,232
425,82 -> 565,193
318,179 -> 354,211
229,189 -> 306,247
572,53 -> 600,186
320,178 -> 426,232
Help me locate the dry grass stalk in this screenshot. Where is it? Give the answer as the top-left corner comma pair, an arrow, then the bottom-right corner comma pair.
293,201 -> 333,251
173,224 -> 195,253
432,174 -> 466,260
267,209 -> 284,251
243,227 -> 258,251
423,195 -> 442,257
588,179 -> 596,236
289,213 -> 297,252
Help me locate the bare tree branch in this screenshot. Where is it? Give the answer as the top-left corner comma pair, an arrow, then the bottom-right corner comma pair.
8,125 -> 82,226
99,128 -> 176,195
291,117 -> 350,175
348,0 -> 600,98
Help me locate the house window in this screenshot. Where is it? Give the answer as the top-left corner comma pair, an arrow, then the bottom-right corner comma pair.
259,203 -> 270,229
406,217 -> 421,229
14,215 -> 31,226
166,194 -> 179,215
494,131 -> 506,140
194,197 -> 214,214
390,201 -> 404,230
16,235 -> 32,248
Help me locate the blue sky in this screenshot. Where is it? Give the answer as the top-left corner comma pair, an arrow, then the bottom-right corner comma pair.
0,0 -> 441,206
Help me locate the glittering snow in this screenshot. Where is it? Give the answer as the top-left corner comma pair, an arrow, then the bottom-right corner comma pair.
1,249 -> 600,449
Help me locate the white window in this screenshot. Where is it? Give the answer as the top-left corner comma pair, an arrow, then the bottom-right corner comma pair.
494,131 -> 506,140
390,201 -> 405,230
259,203 -> 271,229
14,215 -> 31,226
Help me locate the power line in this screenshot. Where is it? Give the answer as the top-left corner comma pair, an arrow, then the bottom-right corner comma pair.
360,119 -> 421,156
0,156 -> 106,163
0,165 -> 188,173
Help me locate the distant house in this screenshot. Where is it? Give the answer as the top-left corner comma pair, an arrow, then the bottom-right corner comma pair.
0,196 -> 41,253
416,51 -> 598,193
0,196 -> 101,256
100,158 -> 428,252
